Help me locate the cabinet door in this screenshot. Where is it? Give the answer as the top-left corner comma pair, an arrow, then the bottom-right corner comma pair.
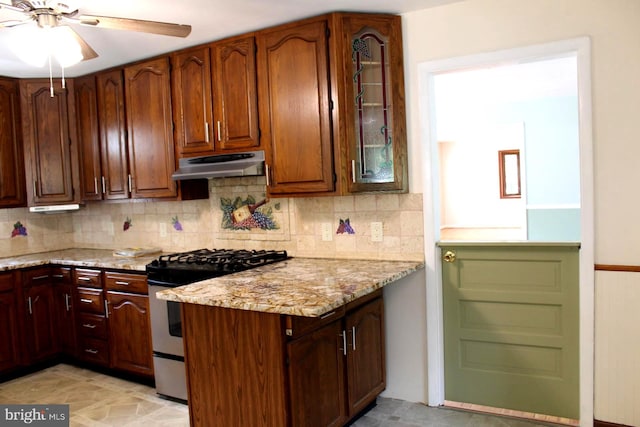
345,296 -> 385,416
172,46 -> 215,156
97,69 -> 130,200
20,79 -> 79,205
24,284 -> 59,363
124,57 -> 177,199
212,35 -> 259,152
106,291 -> 154,377
288,320 -> 347,427
257,20 -> 335,196
75,75 -> 102,201
0,291 -> 21,373
0,78 -> 26,208
341,14 -> 407,193
54,278 -> 77,358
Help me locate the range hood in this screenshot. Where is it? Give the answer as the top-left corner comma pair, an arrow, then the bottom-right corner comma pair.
29,204 -> 81,214
172,150 -> 265,180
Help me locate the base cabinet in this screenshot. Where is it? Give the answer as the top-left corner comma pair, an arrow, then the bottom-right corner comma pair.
53,267 -> 77,358
23,278 -> 59,364
0,272 -> 20,374
183,291 -> 385,427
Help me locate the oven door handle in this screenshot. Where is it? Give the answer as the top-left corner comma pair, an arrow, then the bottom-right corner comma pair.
148,279 -> 183,288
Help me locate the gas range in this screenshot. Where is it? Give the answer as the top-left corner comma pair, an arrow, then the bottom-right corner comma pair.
146,248 -> 289,286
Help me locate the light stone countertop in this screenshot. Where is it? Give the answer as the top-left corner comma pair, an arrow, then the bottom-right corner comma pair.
156,257 -> 425,317
0,248 -> 158,272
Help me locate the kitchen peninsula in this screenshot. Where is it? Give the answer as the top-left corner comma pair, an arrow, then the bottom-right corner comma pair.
157,257 -> 423,427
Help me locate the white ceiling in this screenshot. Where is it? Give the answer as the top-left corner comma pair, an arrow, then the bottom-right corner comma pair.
0,0 -> 460,78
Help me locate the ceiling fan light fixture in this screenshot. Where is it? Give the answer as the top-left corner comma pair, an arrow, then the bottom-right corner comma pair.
11,24 -> 83,67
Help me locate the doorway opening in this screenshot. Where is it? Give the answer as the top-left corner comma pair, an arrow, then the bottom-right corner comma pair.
419,37 -> 594,425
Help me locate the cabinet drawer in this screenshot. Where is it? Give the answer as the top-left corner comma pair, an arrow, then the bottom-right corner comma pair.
51,267 -> 71,283
78,337 -> 109,366
74,268 -> 102,288
285,306 -> 345,339
77,288 -> 105,314
22,267 -> 52,287
105,271 -> 147,294
78,313 -> 108,339
0,271 -> 15,292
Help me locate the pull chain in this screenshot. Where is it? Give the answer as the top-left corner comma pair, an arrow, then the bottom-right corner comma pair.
48,54 -> 54,97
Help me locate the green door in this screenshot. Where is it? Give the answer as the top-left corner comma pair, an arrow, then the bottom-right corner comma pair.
442,244 -> 579,419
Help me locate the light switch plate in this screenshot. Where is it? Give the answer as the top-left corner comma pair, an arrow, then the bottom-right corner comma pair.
371,222 -> 383,242
160,222 -> 168,237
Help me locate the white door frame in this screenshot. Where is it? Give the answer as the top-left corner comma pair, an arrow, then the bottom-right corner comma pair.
418,37 -> 594,426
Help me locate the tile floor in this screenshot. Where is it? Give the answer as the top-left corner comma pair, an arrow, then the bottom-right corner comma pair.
0,364 -> 555,427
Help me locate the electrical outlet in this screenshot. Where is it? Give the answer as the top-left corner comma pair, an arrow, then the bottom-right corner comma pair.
321,222 -> 333,241
160,222 -> 168,237
371,222 -> 383,242
107,222 -> 114,236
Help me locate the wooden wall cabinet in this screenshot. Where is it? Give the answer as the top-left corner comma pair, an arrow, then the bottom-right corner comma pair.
105,271 -> 154,378
20,79 -> 80,206
74,75 -> 103,201
0,78 -> 26,208
0,271 -> 21,374
171,35 -> 259,158
257,13 -> 407,197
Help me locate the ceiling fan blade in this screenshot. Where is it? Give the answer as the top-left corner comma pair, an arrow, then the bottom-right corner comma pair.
0,1 -> 27,13
62,25 -> 98,60
0,17 -> 32,27
74,14 -> 191,38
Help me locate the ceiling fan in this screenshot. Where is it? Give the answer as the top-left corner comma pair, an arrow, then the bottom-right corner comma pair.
0,0 -> 192,63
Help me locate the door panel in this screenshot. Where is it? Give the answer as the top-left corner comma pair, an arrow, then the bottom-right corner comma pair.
442,244 -> 579,419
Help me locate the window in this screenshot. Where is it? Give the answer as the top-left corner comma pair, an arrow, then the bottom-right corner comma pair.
498,149 -> 521,198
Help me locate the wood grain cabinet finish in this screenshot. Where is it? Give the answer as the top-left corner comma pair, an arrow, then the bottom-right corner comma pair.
52,267 -> 77,358
257,19 -> 335,196
74,75 -> 102,201
22,268 -> 59,364
0,78 -> 26,208
106,290 -> 154,377
172,35 -> 259,157
0,272 -> 20,373
96,69 -> 130,200
124,57 -> 178,199
19,79 -> 80,206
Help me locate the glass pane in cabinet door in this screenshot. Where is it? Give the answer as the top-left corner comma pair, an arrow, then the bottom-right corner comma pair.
352,28 -> 394,184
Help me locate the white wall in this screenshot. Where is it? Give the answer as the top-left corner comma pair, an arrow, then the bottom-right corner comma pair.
402,0 -> 640,424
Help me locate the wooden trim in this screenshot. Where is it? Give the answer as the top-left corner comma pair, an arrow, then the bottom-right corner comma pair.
498,149 -> 521,199
444,401 -> 579,426
595,264 -> 640,273
594,420 -> 635,427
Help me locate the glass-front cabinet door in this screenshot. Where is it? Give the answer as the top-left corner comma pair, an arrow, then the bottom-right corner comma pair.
343,15 -> 407,193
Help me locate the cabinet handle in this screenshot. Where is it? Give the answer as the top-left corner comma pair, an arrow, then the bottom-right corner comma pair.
101,176 -> 106,194
78,276 -> 91,281
339,330 -> 347,356
205,122 -> 210,143
115,281 -> 130,286
32,275 -> 49,281
94,176 -> 98,195
104,300 -> 109,318
82,323 -> 97,329
265,164 -> 271,187
64,293 -> 70,312
351,160 -> 356,183
84,349 -> 98,354
27,296 -> 32,315
52,274 -> 64,279
80,298 -> 93,304
320,311 -> 336,320
128,174 -> 132,193
217,120 -> 221,141
352,326 -> 357,351
33,180 -> 37,197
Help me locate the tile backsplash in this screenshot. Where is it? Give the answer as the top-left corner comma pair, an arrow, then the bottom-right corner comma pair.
1,177 -> 424,261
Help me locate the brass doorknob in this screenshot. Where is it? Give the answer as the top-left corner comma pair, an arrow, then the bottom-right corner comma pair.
443,250 -> 456,263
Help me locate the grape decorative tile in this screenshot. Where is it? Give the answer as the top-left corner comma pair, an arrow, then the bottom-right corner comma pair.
336,218 -> 355,234
171,216 -> 183,231
220,196 -> 279,231
123,217 -> 132,231
11,221 -> 27,238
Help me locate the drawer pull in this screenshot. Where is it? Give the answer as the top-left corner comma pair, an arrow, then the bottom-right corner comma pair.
78,277 -> 92,281
80,298 -> 93,304
32,274 -> 49,281
82,323 -> 97,329
84,349 -> 98,354
52,274 -> 64,279
320,310 -> 336,320
115,281 -> 130,286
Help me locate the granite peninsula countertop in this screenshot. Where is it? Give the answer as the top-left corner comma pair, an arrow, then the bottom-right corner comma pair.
156,257 -> 424,317
0,248 -> 158,272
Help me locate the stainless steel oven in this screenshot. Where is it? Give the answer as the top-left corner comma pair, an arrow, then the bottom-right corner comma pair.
146,249 -> 288,403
